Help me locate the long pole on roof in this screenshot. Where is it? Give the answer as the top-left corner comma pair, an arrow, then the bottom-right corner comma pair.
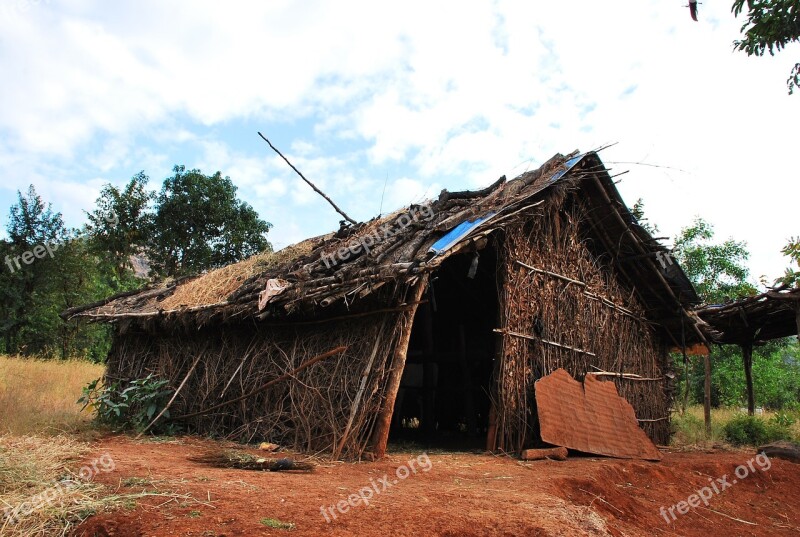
258,132 -> 357,225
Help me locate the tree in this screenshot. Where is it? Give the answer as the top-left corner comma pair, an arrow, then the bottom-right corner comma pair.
672,217 -> 757,304
1,186 -> 119,359
86,171 -> 153,283
148,166 -> 272,278
1,186 -> 68,354
732,0 -> 800,94
779,236 -> 800,286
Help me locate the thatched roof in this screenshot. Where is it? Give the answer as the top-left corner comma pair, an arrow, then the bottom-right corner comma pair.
694,284 -> 800,345
63,150 -> 703,344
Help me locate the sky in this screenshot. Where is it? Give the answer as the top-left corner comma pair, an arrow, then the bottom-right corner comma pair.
0,0 -> 797,286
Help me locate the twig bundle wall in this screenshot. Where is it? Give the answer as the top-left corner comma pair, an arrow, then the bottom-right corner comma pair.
106,294 -> 412,459
494,190 -> 672,452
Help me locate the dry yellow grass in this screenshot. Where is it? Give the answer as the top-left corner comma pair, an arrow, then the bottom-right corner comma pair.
159,239 -> 318,309
0,356 -> 104,436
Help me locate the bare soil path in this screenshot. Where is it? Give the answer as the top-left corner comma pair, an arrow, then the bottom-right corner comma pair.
74,436 -> 800,537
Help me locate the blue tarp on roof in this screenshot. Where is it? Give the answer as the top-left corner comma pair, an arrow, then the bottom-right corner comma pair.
429,154 -> 586,257
548,154 -> 585,183
428,213 -> 495,255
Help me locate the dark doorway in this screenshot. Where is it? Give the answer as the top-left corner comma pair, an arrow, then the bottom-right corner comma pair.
390,244 -> 499,449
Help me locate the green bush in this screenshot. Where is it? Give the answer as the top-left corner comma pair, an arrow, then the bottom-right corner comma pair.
723,414 -> 793,446
78,374 -> 176,434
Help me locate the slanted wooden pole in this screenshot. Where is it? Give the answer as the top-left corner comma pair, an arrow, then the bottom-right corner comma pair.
370,275 -> 429,459
742,342 -> 755,416
258,132 -> 357,225
704,349 -> 712,438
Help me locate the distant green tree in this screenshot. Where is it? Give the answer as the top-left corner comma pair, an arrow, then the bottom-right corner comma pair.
779,236 -> 800,286
686,339 -> 800,409
672,217 -> 757,304
670,218 -> 799,412
0,186 -> 117,359
732,0 -> 800,94
1,186 -> 68,354
86,171 -> 153,284
148,166 -> 273,278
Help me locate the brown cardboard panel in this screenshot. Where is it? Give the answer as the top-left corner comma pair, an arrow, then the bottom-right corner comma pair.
535,368 -> 661,461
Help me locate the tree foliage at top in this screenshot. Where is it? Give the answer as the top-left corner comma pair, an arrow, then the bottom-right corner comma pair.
86,171 -> 153,283
148,166 -> 273,278
780,236 -> 800,286
1,186 -> 113,359
732,0 -> 800,94
672,217 -> 757,304
1,165 -> 273,360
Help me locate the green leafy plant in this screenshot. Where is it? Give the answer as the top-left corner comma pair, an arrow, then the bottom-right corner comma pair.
78,374 -> 176,433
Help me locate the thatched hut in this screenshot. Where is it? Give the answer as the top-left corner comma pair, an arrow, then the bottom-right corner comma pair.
66,151 -> 706,459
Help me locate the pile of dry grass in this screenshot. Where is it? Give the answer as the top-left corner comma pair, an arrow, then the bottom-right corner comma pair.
0,356 -> 104,435
0,435 -> 216,536
0,435 -> 112,536
188,450 -> 315,472
160,240 -> 318,310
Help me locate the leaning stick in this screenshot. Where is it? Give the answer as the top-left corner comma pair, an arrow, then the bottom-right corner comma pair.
258,132 -> 357,225
172,346 -> 347,421
136,352 -> 204,438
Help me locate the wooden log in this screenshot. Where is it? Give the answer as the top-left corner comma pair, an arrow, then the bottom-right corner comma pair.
370,274 -> 430,459
521,446 -> 568,461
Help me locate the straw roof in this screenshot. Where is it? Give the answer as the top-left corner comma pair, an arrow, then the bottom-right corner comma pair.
63,150 -> 703,344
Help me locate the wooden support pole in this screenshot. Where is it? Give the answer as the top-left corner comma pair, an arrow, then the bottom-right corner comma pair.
704,349 -> 712,438
743,343 -> 755,416
796,304 -> 800,344
370,275 -> 429,459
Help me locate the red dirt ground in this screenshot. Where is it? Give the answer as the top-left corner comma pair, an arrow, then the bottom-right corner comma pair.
74,435 -> 799,537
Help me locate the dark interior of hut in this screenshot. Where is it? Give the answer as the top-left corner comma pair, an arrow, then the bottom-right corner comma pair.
389,244 -> 499,450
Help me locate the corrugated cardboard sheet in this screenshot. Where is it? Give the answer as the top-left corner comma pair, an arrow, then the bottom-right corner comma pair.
535,368 -> 661,461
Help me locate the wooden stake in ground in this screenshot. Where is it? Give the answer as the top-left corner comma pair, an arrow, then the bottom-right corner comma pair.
258,132 -> 357,225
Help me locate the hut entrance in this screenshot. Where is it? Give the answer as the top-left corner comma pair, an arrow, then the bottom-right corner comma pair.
390,245 -> 499,449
